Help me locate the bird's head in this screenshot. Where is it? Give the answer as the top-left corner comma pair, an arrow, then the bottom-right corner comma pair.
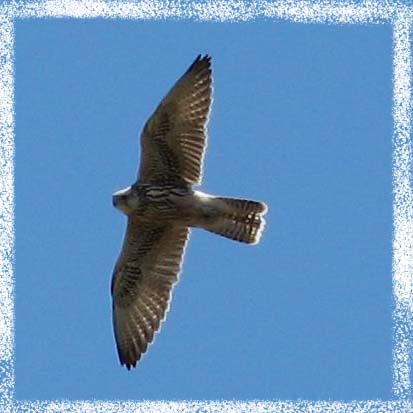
112,186 -> 138,214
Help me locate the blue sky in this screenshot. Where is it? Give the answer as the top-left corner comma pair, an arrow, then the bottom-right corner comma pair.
15,19 -> 393,401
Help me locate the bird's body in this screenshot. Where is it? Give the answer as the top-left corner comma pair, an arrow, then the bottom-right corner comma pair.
111,55 -> 267,369
113,183 -> 194,221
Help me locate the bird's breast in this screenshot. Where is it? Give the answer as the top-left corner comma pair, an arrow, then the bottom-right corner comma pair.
133,184 -> 196,222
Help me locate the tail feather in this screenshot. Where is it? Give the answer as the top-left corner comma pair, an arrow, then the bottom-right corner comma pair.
201,196 -> 267,244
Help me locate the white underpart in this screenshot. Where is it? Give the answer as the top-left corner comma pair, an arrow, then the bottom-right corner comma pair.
145,188 -> 167,197
194,190 -> 214,199
0,1 -> 412,413
113,186 -> 131,197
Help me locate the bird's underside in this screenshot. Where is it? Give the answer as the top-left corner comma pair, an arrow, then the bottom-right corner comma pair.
111,55 -> 268,369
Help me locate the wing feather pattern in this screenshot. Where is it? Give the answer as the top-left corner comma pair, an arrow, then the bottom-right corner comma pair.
137,54 -> 212,186
111,217 -> 190,369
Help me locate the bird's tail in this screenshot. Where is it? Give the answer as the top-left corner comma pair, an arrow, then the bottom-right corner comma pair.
199,195 -> 268,244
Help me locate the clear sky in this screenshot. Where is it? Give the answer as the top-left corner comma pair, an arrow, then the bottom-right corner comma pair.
15,19 -> 393,401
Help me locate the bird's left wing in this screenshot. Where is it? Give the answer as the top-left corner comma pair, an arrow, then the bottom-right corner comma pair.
111,217 -> 190,369
137,55 -> 212,186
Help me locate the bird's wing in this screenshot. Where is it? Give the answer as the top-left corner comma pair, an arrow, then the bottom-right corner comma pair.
137,54 -> 212,186
111,217 -> 190,369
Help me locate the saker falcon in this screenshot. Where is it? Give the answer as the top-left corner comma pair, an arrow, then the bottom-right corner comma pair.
111,55 -> 268,369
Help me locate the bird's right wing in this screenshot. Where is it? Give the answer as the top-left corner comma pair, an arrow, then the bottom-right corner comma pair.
137,55 -> 212,186
111,217 -> 190,369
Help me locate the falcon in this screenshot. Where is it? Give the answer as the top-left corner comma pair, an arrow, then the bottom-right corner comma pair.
111,55 -> 267,369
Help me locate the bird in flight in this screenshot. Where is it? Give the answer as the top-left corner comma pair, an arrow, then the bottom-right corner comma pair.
111,55 -> 267,369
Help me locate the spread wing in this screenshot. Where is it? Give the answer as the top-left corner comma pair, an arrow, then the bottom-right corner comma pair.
111,218 -> 190,369
137,54 -> 212,186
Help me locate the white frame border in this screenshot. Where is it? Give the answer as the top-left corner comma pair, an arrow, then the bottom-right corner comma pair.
1,1 -> 412,412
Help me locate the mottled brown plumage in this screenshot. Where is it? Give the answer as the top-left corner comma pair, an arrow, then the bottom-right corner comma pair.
111,55 -> 267,369
138,55 -> 211,186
